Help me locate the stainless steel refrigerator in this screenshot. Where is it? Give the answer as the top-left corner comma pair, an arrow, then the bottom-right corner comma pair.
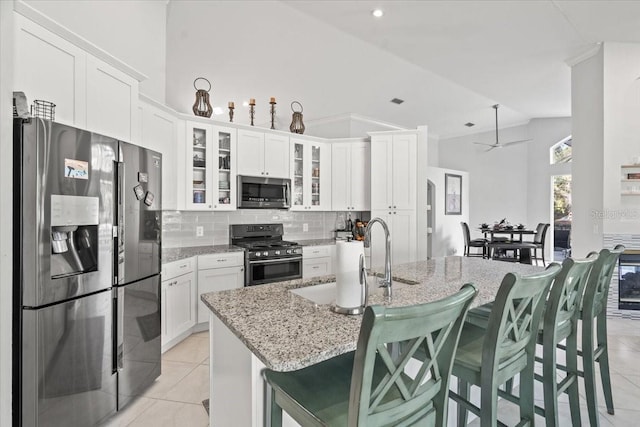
13,118 -> 162,426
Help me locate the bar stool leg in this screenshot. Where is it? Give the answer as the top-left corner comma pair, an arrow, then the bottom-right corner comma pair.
457,378 -> 470,426
582,318 -> 600,427
598,316 -> 615,415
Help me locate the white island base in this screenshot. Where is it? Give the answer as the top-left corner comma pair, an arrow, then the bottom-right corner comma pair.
209,314 -> 299,427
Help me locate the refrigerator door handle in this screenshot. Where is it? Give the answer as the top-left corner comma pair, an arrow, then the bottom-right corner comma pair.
115,161 -> 125,285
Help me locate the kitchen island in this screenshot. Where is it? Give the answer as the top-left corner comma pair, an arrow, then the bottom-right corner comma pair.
200,256 -> 543,427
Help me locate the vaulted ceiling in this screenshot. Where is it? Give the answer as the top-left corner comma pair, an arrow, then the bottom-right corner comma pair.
282,1 -> 640,138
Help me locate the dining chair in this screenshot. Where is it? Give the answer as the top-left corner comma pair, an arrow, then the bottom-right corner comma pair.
448,263 -> 562,427
461,222 -> 487,258
555,245 -> 624,426
263,284 -> 478,427
518,223 -> 550,266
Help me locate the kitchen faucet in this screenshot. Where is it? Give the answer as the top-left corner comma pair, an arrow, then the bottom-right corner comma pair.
363,217 -> 392,298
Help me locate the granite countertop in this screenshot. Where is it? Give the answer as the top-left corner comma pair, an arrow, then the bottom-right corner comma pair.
162,245 -> 244,263
296,238 -> 336,247
200,256 -> 544,372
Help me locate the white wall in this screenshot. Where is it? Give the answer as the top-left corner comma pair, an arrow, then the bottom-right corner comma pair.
571,47 -> 606,256
438,123 -> 531,228
22,0 -> 167,101
525,118 -> 572,251
0,2 -> 13,423
602,43 -> 640,236
426,167 -> 469,257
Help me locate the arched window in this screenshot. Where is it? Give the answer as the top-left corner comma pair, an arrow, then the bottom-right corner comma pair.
550,135 -> 572,164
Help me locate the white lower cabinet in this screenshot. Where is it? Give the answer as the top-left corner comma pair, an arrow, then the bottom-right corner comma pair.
197,252 -> 244,327
161,258 -> 197,353
302,245 -> 334,279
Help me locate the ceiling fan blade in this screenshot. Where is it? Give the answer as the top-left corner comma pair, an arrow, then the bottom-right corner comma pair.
473,141 -> 497,147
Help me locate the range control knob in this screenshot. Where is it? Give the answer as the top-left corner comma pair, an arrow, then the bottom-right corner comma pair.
286,249 -> 292,254
254,252 -> 261,257
275,250 -> 281,255
263,251 -> 269,256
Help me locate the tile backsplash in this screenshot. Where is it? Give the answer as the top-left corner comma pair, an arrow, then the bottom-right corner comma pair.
162,209 -> 366,248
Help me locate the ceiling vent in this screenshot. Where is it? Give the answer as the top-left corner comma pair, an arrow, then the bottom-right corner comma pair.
390,98 -> 404,105
465,122 -> 475,127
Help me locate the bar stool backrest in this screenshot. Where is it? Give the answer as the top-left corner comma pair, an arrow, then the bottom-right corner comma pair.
582,245 -> 625,319
484,264 -> 561,375
348,284 -> 477,426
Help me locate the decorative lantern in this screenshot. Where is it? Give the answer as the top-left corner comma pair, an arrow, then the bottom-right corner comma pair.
192,78 -> 213,118
289,101 -> 305,134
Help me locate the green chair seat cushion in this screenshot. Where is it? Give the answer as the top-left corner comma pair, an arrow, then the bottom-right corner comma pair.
264,350 -> 434,426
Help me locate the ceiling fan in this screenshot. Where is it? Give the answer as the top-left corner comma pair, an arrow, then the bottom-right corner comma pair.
473,104 -> 532,151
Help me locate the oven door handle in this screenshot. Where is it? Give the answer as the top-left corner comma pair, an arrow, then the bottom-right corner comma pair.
248,257 -> 302,265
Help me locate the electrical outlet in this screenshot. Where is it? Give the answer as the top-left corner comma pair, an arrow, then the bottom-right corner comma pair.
196,226 -> 204,237
303,223 -> 309,232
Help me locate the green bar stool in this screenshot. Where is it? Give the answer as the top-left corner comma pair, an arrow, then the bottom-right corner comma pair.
263,284 -> 478,427
535,256 -> 596,426
448,264 -> 561,426
573,245 -> 624,426
466,257 -> 596,426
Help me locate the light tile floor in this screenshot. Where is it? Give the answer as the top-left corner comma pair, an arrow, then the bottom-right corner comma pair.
102,319 -> 640,426
101,331 -> 210,427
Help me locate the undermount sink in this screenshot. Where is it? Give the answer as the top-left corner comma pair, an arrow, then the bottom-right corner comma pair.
290,278 -> 411,306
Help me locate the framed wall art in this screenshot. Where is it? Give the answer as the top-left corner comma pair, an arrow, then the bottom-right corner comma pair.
445,173 -> 462,215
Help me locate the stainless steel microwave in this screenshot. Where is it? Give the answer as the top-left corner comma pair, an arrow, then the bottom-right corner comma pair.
237,175 -> 291,209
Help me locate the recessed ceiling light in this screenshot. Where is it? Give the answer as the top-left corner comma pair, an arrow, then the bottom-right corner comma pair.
465,122 -> 475,127
391,98 -> 404,105
372,9 -> 384,18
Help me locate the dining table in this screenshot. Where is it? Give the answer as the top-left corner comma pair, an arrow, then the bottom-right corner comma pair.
200,256 -> 544,427
479,227 -> 536,242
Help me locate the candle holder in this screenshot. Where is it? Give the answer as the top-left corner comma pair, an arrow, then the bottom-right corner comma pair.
269,98 -> 276,130
228,104 -> 234,123
249,99 -> 256,126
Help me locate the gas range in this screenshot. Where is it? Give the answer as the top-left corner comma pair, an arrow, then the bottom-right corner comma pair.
230,224 -> 303,286
235,240 -> 302,260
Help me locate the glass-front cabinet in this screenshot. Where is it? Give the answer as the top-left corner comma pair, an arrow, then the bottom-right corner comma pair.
185,121 -> 236,210
290,139 -> 331,211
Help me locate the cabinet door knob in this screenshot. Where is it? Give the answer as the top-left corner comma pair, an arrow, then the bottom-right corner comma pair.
393,205 -> 396,209
261,172 -> 265,175
265,172 -> 269,176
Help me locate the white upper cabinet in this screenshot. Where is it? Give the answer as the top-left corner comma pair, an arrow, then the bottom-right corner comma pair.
331,141 -> 370,211
237,129 -> 290,178
85,55 -> 139,142
185,121 -> 237,211
13,14 -> 86,128
13,13 -> 142,142
291,139 -> 331,211
370,132 -> 417,211
139,98 -> 184,211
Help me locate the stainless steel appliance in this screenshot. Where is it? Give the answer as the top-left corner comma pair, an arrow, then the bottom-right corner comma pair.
230,224 -> 302,286
13,118 -> 162,426
237,175 -> 291,209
